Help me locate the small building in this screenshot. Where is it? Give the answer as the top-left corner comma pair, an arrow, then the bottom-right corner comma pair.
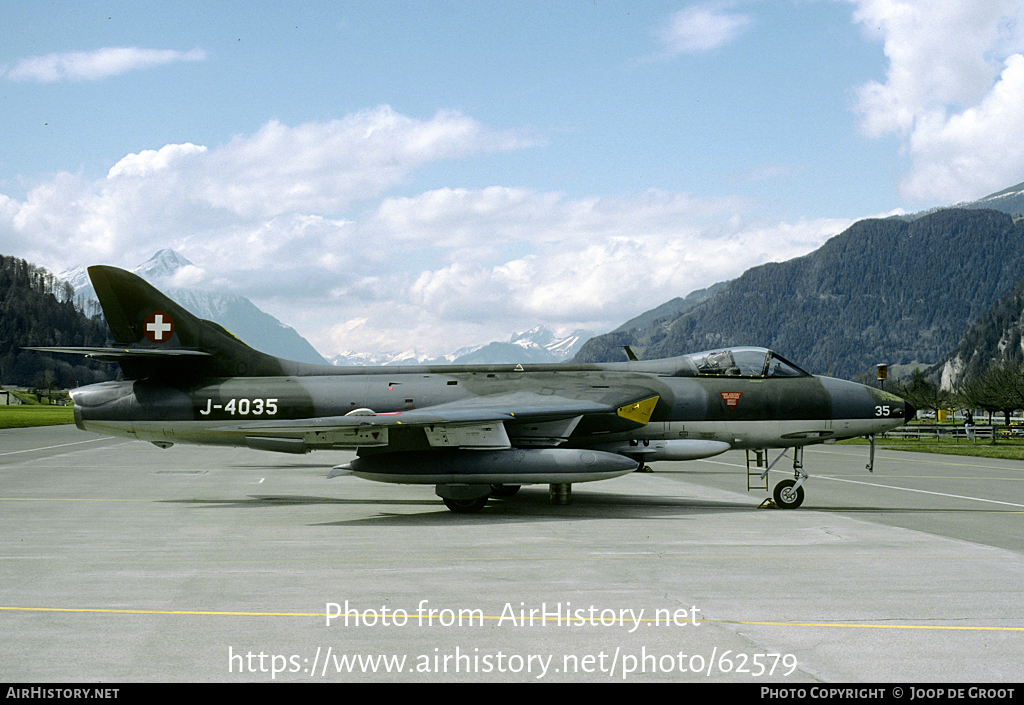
1,390 -> 23,405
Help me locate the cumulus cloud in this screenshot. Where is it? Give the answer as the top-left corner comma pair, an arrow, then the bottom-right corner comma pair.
850,0 -> 1024,202
2,107 -> 534,269
5,47 -> 207,82
107,143 -> 208,178
326,190 -> 848,355
196,108 -> 533,219
900,54 -> 1024,202
0,105 -> 844,358
649,2 -> 754,58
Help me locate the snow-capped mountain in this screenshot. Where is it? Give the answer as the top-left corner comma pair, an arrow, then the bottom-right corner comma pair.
64,250 -> 592,368
964,181 -> 1024,216
329,326 -> 595,366
898,180 -> 1024,221
453,326 -> 594,364
134,248 -> 196,281
63,250 -> 330,365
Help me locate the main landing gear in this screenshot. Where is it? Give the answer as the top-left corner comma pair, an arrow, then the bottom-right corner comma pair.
748,446 -> 808,509
441,495 -> 490,513
436,482 -> 568,513
436,483 -> 522,513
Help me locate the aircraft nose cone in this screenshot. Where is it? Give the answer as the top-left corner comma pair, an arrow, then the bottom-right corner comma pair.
903,400 -> 917,423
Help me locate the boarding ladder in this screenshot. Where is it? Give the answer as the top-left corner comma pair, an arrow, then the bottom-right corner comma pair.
745,449 -> 769,492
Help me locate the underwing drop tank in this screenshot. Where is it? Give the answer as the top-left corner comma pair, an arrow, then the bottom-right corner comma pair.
337,447 -> 640,485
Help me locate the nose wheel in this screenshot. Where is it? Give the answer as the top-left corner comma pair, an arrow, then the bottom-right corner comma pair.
773,479 -> 805,509
753,446 -> 809,509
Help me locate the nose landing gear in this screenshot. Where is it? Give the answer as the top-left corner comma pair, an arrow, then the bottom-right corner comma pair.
772,478 -> 805,509
749,446 -> 808,509
773,446 -> 807,509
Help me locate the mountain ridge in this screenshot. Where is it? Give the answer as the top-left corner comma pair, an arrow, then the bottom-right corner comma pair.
328,325 -> 595,366
575,208 -> 1024,379
937,272 -> 1024,390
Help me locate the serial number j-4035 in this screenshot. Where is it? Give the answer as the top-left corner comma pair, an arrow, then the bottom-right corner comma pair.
198,398 -> 279,416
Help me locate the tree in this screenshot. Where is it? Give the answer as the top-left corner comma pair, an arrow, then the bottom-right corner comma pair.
954,360 -> 1024,425
894,369 -> 949,416
0,254 -> 114,387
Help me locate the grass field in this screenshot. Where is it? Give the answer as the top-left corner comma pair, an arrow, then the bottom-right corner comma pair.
841,434 -> 1024,461
0,405 -> 75,429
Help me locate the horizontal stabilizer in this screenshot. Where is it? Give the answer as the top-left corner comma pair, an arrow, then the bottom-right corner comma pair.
25,347 -> 212,364
35,265 -> 316,379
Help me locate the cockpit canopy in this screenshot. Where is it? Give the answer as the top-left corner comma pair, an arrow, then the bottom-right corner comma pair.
674,347 -> 809,378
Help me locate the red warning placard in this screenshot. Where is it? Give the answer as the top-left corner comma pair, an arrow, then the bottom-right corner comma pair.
720,392 -> 742,409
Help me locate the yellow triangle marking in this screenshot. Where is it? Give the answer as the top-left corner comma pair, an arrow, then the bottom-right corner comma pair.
617,396 -> 659,425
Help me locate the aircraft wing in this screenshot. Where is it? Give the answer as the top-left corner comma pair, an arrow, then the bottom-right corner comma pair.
220,389 -> 660,453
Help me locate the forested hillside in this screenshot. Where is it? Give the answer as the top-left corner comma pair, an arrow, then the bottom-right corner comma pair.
611,281 -> 729,333
0,255 -> 114,388
576,209 -> 1024,379
938,272 -> 1024,388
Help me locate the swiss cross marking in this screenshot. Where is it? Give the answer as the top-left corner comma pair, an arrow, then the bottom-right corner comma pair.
720,392 -> 742,410
144,311 -> 174,343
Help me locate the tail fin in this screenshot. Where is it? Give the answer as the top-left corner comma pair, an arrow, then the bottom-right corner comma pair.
87,265 -> 300,379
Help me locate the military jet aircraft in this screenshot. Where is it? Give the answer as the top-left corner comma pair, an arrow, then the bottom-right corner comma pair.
31,266 -> 914,513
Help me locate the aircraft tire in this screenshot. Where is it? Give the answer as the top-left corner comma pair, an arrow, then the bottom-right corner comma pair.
489,484 -> 521,498
442,495 -> 490,513
773,479 -> 804,509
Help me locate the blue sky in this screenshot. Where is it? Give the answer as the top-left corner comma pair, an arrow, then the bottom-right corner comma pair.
3,1 -> 1024,358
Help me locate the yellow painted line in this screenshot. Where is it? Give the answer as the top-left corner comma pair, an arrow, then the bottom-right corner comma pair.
717,619 -> 1024,632
0,497 -> 153,502
0,606 -> 319,617
3,606 -> 1022,632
